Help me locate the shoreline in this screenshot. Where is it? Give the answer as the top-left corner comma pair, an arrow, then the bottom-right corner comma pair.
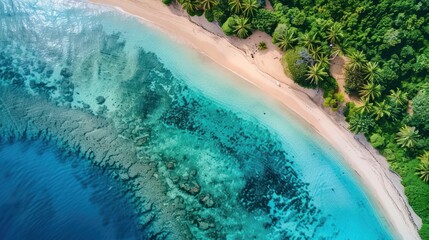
91,0 -> 421,238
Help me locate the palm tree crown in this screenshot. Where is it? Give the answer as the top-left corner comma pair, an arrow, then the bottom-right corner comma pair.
199,0 -> 217,10
372,100 -> 391,120
417,151 -> 429,183
241,0 -> 259,18
181,0 -> 197,14
359,81 -> 381,101
418,151 -> 429,163
318,54 -> 330,69
309,45 -> 325,61
396,125 -> 419,148
326,22 -> 344,45
228,0 -> 242,14
356,98 -> 373,114
306,63 -> 328,85
274,30 -> 297,51
417,160 -> 429,183
300,32 -> 319,51
233,17 -> 252,39
347,50 -> 366,71
388,88 -> 408,107
364,61 -> 381,82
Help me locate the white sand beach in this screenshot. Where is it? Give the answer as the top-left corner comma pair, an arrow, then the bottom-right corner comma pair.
91,0 -> 422,238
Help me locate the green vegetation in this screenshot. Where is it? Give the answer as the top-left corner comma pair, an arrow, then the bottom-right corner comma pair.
272,25 -> 298,51
282,48 -> 313,87
323,92 -> 344,112
222,16 -> 252,38
221,16 -> 236,35
411,90 -> 429,131
168,0 -> 429,237
251,9 -> 278,35
258,41 -> 267,50
396,125 -> 419,149
306,62 -> 328,85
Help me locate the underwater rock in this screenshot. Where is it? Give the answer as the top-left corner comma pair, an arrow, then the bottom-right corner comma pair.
179,180 -> 201,195
82,103 -> 90,109
60,67 -> 73,78
45,69 -> 53,78
166,161 -> 176,170
141,201 -> 153,214
29,80 -> 49,89
96,105 -> 108,116
199,193 -> 215,208
135,136 -> 149,146
119,172 -> 129,181
63,95 -> 73,102
96,96 -> 106,105
168,173 -> 180,184
197,217 -> 215,231
189,169 -> 197,177
173,196 -> 186,210
60,80 -> 74,102
139,213 -> 155,227
128,163 -> 148,179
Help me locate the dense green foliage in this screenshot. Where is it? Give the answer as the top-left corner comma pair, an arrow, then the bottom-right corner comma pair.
251,9 -> 278,35
282,48 -> 313,87
170,0 -> 429,237
323,92 -> 344,112
411,90 -> 429,132
221,16 -> 236,35
222,16 -> 252,38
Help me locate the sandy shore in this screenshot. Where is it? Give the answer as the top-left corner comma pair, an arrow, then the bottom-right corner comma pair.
91,0 -> 421,238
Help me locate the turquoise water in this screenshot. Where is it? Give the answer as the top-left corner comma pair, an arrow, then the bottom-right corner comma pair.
0,0 -> 395,239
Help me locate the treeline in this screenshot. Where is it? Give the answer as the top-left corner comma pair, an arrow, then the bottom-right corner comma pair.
163,0 -> 429,237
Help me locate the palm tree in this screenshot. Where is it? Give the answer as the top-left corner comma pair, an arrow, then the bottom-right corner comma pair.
233,17 -> 252,39
356,98 -> 373,114
199,0 -> 216,10
363,61 -> 381,82
300,32 -> 319,51
346,50 -> 366,71
396,125 -> 419,148
309,45 -> 324,61
306,63 -> 328,85
348,112 -> 374,134
181,0 -> 197,14
417,160 -> 429,183
326,22 -> 344,45
330,44 -> 344,60
359,81 -> 381,101
372,100 -> 391,120
417,151 -> 429,183
318,54 -> 330,69
228,0 -> 242,14
274,30 -> 297,51
418,151 -> 429,163
388,88 -> 408,107
241,0 -> 259,18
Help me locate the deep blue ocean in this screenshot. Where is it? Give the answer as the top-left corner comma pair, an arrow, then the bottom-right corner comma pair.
0,0 -> 396,239
0,140 -> 144,240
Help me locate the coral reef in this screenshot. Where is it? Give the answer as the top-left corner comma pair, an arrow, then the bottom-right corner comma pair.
0,86 -> 192,239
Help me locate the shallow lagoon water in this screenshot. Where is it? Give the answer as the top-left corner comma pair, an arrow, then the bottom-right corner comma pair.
0,0 -> 395,239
